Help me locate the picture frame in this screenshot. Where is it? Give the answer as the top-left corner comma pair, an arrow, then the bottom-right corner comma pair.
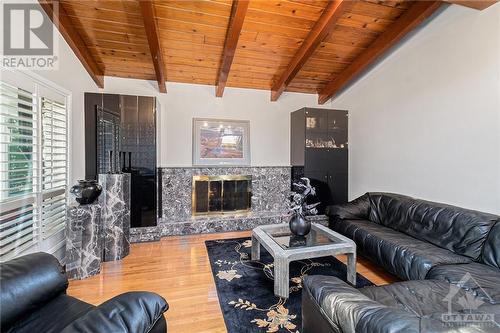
192,118 -> 251,166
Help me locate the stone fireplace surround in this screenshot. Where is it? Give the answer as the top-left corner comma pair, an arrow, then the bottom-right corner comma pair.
130,166 -> 293,242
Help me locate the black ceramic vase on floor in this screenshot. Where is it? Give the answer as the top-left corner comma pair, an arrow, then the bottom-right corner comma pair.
70,180 -> 102,205
289,214 -> 311,236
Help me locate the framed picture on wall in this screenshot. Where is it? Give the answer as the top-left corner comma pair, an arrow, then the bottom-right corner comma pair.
192,118 -> 251,166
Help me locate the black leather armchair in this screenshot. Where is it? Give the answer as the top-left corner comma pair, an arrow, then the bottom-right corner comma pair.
0,252 -> 168,333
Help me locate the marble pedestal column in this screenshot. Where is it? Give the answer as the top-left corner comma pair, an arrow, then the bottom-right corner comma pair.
99,173 -> 131,262
65,203 -> 102,280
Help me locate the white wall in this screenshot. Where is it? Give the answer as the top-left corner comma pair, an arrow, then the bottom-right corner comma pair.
100,78 -> 332,167
331,3 -> 500,213
12,2 -> 499,217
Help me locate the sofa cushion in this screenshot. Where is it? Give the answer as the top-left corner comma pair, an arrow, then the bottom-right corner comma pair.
332,219 -> 472,280
482,222 -> 500,269
305,275 -> 500,333
7,294 -> 94,333
360,280 -> 470,317
367,193 -> 499,261
360,279 -> 500,332
304,275 -> 500,333
427,262 -> 500,304
304,275 -> 421,333
326,193 -> 370,220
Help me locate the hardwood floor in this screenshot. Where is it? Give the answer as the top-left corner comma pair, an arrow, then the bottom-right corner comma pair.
68,231 -> 397,333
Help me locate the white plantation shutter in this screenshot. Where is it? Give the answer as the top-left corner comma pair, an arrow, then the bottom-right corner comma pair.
0,199 -> 37,259
0,83 -> 39,260
39,97 -> 67,239
40,190 -> 66,239
0,71 -> 70,261
0,83 -> 37,200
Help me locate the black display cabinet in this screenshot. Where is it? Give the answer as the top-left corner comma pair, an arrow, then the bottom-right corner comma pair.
84,93 -> 159,228
291,108 -> 348,214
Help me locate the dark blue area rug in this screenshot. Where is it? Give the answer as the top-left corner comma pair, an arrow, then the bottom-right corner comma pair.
205,237 -> 373,333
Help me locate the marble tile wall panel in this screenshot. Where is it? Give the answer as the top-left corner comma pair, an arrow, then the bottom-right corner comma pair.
99,173 -> 131,261
161,168 -> 192,221
158,213 -> 286,237
130,226 -> 161,243
161,167 -> 291,221
65,203 -> 102,280
156,214 -> 328,237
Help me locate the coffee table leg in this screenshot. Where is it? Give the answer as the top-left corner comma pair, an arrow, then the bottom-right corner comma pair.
251,234 -> 260,261
274,257 -> 289,299
347,252 -> 357,286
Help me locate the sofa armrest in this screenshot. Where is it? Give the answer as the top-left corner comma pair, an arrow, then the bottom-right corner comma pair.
61,292 -> 168,333
303,276 -> 420,333
0,252 -> 68,329
325,193 -> 370,220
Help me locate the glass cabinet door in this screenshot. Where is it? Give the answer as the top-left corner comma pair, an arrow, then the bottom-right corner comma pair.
305,109 -> 347,149
305,109 -> 328,148
327,111 -> 348,149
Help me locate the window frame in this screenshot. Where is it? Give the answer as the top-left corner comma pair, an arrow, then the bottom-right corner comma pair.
0,68 -> 72,261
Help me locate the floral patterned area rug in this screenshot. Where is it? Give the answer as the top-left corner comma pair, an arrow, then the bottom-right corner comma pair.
205,237 -> 373,333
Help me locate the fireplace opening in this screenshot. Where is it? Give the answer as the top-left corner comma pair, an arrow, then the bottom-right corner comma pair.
192,175 -> 252,215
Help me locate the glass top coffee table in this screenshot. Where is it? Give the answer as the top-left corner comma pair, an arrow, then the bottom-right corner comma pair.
251,223 -> 356,299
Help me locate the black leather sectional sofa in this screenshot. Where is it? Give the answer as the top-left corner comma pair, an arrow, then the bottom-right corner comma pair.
0,252 -> 169,333
303,193 -> 500,333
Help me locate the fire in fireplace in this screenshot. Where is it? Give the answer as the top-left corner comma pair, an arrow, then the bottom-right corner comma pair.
192,175 -> 252,215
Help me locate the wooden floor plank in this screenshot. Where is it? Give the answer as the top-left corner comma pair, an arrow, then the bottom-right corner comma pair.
68,231 -> 398,333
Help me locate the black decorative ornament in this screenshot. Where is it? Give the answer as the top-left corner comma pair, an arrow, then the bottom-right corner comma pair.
287,177 -> 320,236
70,180 -> 102,205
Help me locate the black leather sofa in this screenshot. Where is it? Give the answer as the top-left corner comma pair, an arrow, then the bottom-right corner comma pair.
0,252 -> 168,333
303,192 -> 500,333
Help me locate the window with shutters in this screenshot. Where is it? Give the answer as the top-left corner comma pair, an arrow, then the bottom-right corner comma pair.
0,71 -> 70,261
0,83 -> 38,258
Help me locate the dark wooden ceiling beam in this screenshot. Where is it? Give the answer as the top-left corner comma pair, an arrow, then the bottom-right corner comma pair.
318,1 -> 443,105
139,0 -> 167,93
270,0 -> 353,102
444,0 -> 499,10
39,0 -> 104,88
215,0 -> 249,97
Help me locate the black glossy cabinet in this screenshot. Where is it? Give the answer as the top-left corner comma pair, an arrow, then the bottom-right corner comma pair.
291,108 -> 348,213
84,93 -> 159,228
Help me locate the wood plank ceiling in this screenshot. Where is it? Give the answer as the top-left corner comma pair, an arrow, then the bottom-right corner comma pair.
47,0 -> 496,103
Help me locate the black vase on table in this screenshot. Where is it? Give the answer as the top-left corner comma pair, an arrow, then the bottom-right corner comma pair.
289,214 -> 311,236
70,180 -> 102,205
